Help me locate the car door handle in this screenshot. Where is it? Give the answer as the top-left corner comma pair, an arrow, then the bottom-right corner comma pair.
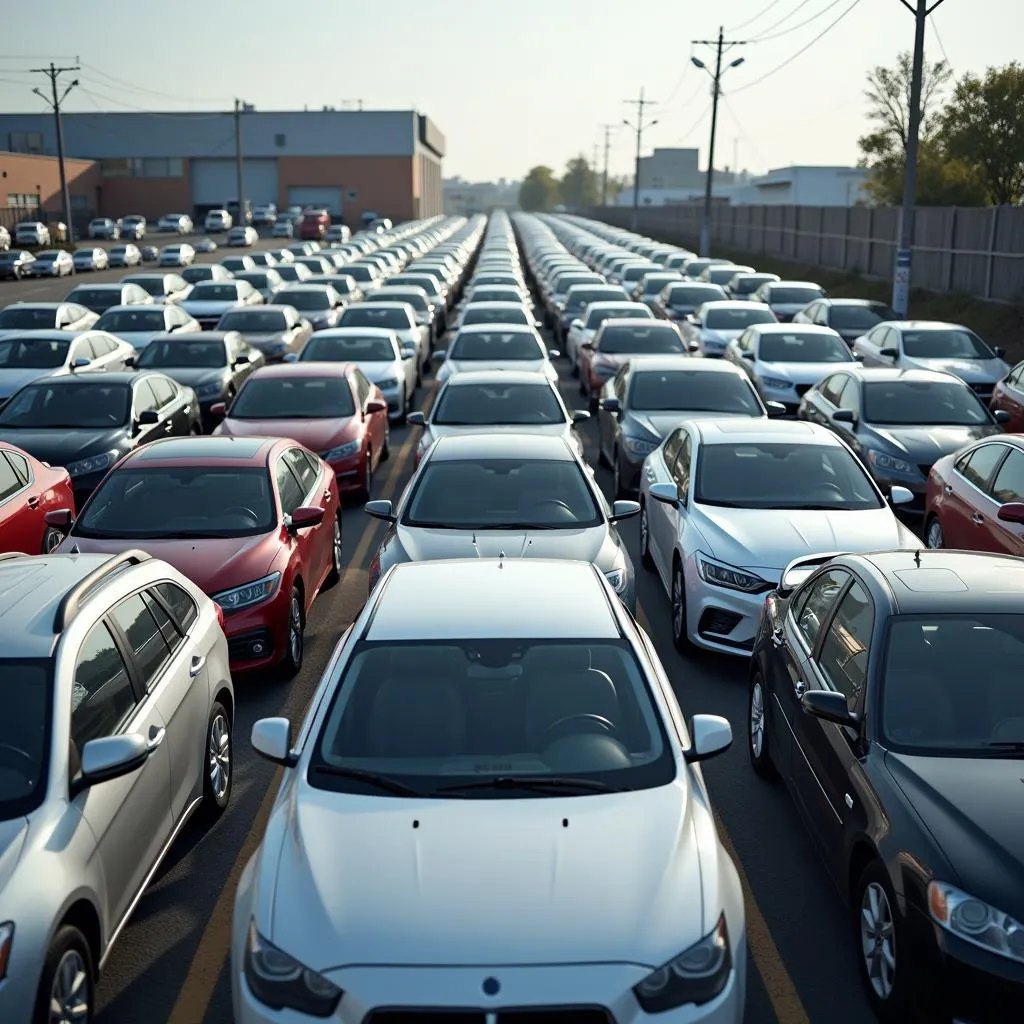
770,626 -> 785,648
323,489 -> 332,503
794,680 -> 807,698
189,654 -> 206,678
26,495 -> 39,508
972,512 -> 984,525
147,726 -> 166,750
944,484 -> 953,495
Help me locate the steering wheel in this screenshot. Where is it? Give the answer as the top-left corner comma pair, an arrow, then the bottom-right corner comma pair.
524,498 -> 574,515
0,743 -> 34,772
542,713 -> 619,747
810,482 -> 844,497
223,506 -> 259,521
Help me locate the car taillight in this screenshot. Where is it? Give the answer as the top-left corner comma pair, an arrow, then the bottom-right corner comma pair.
214,602 -> 226,632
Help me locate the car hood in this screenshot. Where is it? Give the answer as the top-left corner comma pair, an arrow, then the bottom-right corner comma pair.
270,782 -> 704,970
104,331 -> 161,348
216,415 -> 352,452
157,367 -> 228,388
0,427 -> 126,467
0,367 -> 57,398
238,331 -> 289,344
425,423 -> 569,445
352,360 -> 403,383
446,359 -> 548,376
0,817 -> 27,894
693,504 -> 915,574
58,532 -> 279,593
901,356 -> 1009,381
885,752 -> 1024,920
179,300 -> 240,316
627,410 -> 754,440
759,360 -> 855,383
699,329 -> 743,343
866,424 -> 999,461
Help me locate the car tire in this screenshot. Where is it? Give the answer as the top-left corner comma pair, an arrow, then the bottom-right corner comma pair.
924,516 -> 943,549
748,672 -> 779,780
853,861 -> 912,1023
279,586 -> 305,678
41,526 -> 64,554
324,514 -> 343,587
34,925 -> 94,1024
671,559 -> 697,656
357,449 -> 373,502
380,418 -> 391,463
639,502 -> 655,570
202,700 -> 232,816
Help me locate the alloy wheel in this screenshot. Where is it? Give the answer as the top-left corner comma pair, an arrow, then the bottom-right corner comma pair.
672,566 -> 685,640
925,518 -> 943,549
207,712 -> 231,802
288,594 -> 303,667
860,881 -> 896,1000
331,518 -> 343,572
750,680 -> 766,759
49,949 -> 90,1024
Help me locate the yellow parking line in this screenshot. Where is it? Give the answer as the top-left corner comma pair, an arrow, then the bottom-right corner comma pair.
635,603 -> 809,1024
166,429 -> 419,1024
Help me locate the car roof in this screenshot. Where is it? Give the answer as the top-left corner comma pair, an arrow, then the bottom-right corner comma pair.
148,330 -> 237,342
71,283 -> 128,291
277,284 -> 333,292
822,297 -> 886,306
0,328 -> 90,340
247,361 -> 354,380
430,432 -> 573,462
4,302 -> 64,310
883,320 -> 965,331
125,434 -> 275,467
355,301 -> 414,310
767,280 -> 823,289
28,370 -> 141,387
747,322 -> 840,335
122,272 -> 172,280
98,304 -> 167,315
462,301 -> 528,309
629,355 -> 730,374
365,559 -> 621,641
584,301 -> 649,310
443,369 -> 553,386
311,326 -> 397,339
840,366 -> 967,385
694,418 -> 838,445
455,322 -> 536,334
698,300 -> 769,311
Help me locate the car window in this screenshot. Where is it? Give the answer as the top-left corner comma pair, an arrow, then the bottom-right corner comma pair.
275,459 -> 305,515
150,376 -> 177,407
284,447 -> 319,496
816,580 -> 873,707
836,378 -> 859,412
111,593 -> 174,691
3,450 -> 29,486
672,434 -> 692,500
960,444 -> 1007,493
72,623 -> 138,752
818,374 -> 846,406
990,448 -> 1024,504
154,581 -> 198,631
661,428 -> 683,469
0,454 -> 24,501
612,365 -> 629,401
353,369 -> 371,407
795,569 -> 850,651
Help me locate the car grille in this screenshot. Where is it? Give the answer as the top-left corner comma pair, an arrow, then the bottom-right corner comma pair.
364,1011 -> 612,1024
794,384 -> 813,396
699,608 -> 743,637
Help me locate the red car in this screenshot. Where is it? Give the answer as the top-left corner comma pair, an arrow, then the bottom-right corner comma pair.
579,319 -> 688,406
0,441 -> 75,554
299,209 -> 329,241
925,434 -> 1024,553
46,435 -> 342,676
211,362 -> 389,500
989,360 -> 1024,432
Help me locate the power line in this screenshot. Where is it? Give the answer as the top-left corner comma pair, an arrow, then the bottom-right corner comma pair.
30,61 -> 79,242
730,0 -> 862,94
721,96 -> 767,170
930,16 -> 951,65
77,84 -> 227,120
623,88 -> 658,231
672,102 -> 713,146
728,0 -> 782,32
746,0 -> 815,40
78,62 -> 231,105
749,0 -> 848,42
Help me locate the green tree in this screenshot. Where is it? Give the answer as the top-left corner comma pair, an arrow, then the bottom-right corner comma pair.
518,166 -> 560,212
558,156 -> 598,210
940,62 -> 1024,206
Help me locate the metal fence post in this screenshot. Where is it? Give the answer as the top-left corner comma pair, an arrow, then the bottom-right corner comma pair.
841,204 -> 850,271
867,206 -> 875,275
946,207 -> 958,293
984,205 -> 1000,300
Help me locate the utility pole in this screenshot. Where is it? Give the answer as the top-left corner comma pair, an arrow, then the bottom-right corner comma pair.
31,62 -> 80,242
892,0 -> 946,318
692,28 -> 746,256
600,124 -> 616,207
234,99 -> 246,224
623,89 -> 657,232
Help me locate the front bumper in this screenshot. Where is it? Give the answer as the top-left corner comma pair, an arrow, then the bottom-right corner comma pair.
326,449 -> 369,493
685,556 -> 774,655
220,584 -> 291,672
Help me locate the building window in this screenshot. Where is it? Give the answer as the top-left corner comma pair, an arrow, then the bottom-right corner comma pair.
7,193 -> 40,208
100,157 -> 183,178
100,158 -> 133,178
70,194 -> 89,208
7,131 -> 43,154
274,133 -> 286,148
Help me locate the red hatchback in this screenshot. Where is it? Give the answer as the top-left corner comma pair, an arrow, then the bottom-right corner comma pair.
47,435 -> 342,676
989,360 -> 1024,432
0,441 -> 75,554
925,434 -> 1024,554
212,362 -> 389,500
299,209 -> 329,241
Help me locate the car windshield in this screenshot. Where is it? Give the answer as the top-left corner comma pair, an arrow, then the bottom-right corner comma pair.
230,377 -> 355,418
96,310 -> 167,332
829,304 -> 896,329
236,272 -> 272,289
584,306 -> 651,328
0,381 -> 129,428
667,285 -> 723,308
279,291 -> 331,311
902,328 -> 993,360
75,466 -> 275,538
69,289 -> 122,311
703,308 -> 777,330
35,251 -> 60,261
768,287 -> 824,304
126,279 -> 167,297
630,370 -> 763,414
732,276 -> 775,294
394,276 -> 440,295
449,331 -> 542,362
190,284 -> 239,301
346,265 -> 377,281
881,615 -> 1024,756
621,265 -> 659,282
696,442 -> 882,509
462,306 -> 529,326
862,381 -> 991,426
432,383 -> 563,425
554,276 -> 597,295
302,334 -> 395,361
0,307 -> 59,329
138,339 -> 225,368
642,276 -> 678,294
567,288 -> 626,309
467,290 -> 516,304
218,310 -> 287,333
598,325 -> 685,355
405,458 -> 601,528
0,661 -> 51,819
0,336 -> 70,369
308,639 -> 674,796
758,332 -> 853,363
182,267 -> 218,283
376,292 -> 427,311
275,266 -> 307,281
705,267 -> 743,285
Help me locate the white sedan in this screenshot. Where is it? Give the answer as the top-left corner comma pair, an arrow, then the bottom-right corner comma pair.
71,246 -> 109,272
566,300 -> 654,372
232,557 -> 746,1024
435,323 -> 559,384
638,418 -> 918,655
679,300 -> 778,358
158,243 -> 196,267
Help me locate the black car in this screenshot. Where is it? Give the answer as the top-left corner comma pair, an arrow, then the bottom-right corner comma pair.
0,249 -> 36,280
748,548 -> 1024,1023
650,281 -> 727,322
0,370 -> 201,504
798,366 -> 1007,514
132,331 -> 263,428
793,298 -> 900,346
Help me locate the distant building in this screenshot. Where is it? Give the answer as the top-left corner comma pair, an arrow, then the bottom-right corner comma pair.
443,177 -> 520,215
0,109 -> 445,225
637,148 -> 738,190
0,151 -> 101,228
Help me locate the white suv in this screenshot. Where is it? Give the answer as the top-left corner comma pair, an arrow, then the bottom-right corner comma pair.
14,221 -> 50,246
205,209 -> 233,232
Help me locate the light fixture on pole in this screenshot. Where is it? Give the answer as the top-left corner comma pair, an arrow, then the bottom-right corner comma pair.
623,89 -> 657,232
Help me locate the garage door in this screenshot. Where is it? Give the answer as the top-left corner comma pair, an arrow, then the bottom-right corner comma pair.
191,159 -> 279,208
287,187 -> 343,215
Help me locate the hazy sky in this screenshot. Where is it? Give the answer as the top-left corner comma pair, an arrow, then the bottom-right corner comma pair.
0,0 -> 1019,182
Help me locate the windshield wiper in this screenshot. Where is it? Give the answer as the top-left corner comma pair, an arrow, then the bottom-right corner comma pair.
309,764 -> 429,797
474,521 -> 565,531
696,499 -> 745,508
984,740 -> 1024,753
783,504 -> 853,511
435,775 -> 628,795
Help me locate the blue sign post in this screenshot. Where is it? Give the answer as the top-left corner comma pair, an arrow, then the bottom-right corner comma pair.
892,249 -> 912,319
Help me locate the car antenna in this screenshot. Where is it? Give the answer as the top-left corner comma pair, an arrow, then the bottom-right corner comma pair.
498,548 -> 505,568
914,549 -> 921,567
471,531 -> 481,558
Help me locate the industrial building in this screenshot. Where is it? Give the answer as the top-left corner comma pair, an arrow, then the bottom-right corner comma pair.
0,108 -> 445,226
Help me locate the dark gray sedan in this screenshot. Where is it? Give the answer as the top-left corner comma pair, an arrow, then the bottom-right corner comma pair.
798,365 -> 1008,515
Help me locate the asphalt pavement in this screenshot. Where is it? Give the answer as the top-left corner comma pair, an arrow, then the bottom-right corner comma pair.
0,238 -> 876,1024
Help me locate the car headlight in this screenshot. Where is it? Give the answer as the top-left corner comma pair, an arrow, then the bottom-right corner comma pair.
604,568 -> 628,594
928,882 -> 1024,966
66,449 -> 120,478
866,449 -> 917,475
697,554 -> 770,594
634,914 -> 732,1012
622,435 -> 657,456
244,921 -> 343,1017
194,381 -> 223,399
760,376 -> 792,390
376,377 -> 398,390
0,921 -> 12,981
322,441 -> 360,461
212,572 -> 281,613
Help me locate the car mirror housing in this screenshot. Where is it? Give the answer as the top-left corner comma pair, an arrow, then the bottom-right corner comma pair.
997,501 -> 1024,524
406,411 -> 426,427
44,508 -> 74,532
287,506 -> 325,532
598,398 -> 621,414
251,717 -> 297,767
365,399 -> 388,414
890,486 -> 914,506
878,346 -> 899,359
81,733 -> 150,786
766,401 -> 787,418
684,714 -> 733,762
572,409 -> 591,424
364,499 -> 397,523
648,482 -> 679,507
801,689 -> 860,729
831,409 -> 856,424
137,409 -> 159,425
609,499 -> 640,523
993,409 -> 1011,424
778,551 -> 846,597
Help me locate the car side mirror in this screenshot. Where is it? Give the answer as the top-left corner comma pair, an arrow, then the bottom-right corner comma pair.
997,501 -> 1024,524
233,354 -> 249,365
766,401 -> 787,418
831,409 -> 856,424
994,346 -> 1006,358
878,346 -> 899,359
684,714 -> 733,763
432,349 -> 447,361
889,486 -> 914,506
801,689 -> 859,729
741,350 -> 755,360
406,411 -> 426,427
401,349 -> 415,360
598,398 -> 621,414
251,717 -> 297,767
364,499 -> 397,523
609,499 -> 640,523
366,399 -> 388,414
533,320 -> 542,328
994,409 -> 1011,424
649,481 -> 679,507
210,402 -> 227,418
80,733 -> 150,786
71,357 -> 91,371
137,409 -> 159,425
580,341 -> 594,351
570,318 -> 583,330
286,506 -> 325,532
44,508 -> 74,532
124,355 -> 137,368
282,352 -> 299,363
685,314 -> 697,324
547,348 -> 560,359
